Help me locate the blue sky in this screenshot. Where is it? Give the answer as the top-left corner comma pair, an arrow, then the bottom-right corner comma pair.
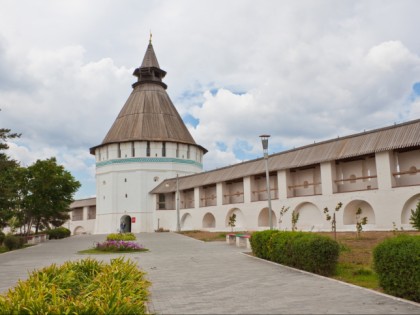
1,0 -> 420,199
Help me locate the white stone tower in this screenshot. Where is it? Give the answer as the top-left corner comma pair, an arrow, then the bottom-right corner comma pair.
90,39 -> 207,233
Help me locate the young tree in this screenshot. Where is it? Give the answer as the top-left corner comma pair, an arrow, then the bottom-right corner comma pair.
278,206 -> 289,230
291,211 -> 300,232
355,207 -> 368,238
22,158 -> 80,234
323,202 -> 343,240
228,213 -> 236,232
409,200 -> 420,231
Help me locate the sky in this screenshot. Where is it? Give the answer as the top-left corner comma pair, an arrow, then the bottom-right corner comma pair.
1,0 -> 420,199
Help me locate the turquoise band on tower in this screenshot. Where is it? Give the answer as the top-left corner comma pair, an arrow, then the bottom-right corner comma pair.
96,157 -> 203,168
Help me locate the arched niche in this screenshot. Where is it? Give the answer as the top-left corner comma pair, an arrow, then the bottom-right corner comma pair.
225,208 -> 245,229
181,213 -> 193,230
343,200 -> 376,225
202,212 -> 216,228
258,207 -> 277,227
401,194 -> 420,225
293,202 -> 323,231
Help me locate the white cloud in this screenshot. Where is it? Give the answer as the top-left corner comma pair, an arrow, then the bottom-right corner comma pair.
1,0 -> 420,197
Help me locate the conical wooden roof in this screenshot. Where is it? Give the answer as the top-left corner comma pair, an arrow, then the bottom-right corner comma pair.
90,41 -> 206,154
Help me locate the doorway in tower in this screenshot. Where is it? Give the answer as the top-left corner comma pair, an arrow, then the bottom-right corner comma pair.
120,215 -> 132,233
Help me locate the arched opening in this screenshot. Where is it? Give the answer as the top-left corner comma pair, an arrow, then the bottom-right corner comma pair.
202,212 -> 216,228
225,208 -> 245,230
293,202 -> 323,231
343,200 -> 375,225
120,215 -> 132,233
258,207 -> 277,227
181,213 -> 193,230
401,194 -> 420,225
73,226 -> 85,235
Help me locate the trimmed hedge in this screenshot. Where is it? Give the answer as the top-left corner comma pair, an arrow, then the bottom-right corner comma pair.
251,231 -> 340,276
373,235 -> 420,302
107,232 -> 136,241
3,235 -> 24,251
0,231 -> 5,246
250,230 -> 280,259
0,257 -> 150,314
46,227 -> 71,239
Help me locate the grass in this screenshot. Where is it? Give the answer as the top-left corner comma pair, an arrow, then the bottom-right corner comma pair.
334,263 -> 379,290
178,230 -> 248,242
78,248 -> 149,254
181,230 -> 420,293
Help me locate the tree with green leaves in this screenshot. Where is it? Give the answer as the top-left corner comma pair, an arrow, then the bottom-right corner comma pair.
0,127 -> 21,228
21,158 -> 80,234
409,200 -> 420,231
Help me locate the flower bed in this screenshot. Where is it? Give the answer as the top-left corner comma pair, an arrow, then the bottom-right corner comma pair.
95,240 -> 147,252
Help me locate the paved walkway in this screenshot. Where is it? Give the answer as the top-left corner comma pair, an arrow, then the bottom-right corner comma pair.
0,233 -> 419,314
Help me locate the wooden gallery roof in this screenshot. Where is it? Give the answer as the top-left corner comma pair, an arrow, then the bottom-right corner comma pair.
90,41 -> 206,154
151,118 -> 420,194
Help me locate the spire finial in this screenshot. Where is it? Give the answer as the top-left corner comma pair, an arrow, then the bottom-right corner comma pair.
149,30 -> 152,44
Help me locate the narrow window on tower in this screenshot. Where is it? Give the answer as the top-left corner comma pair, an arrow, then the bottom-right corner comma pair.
146,141 -> 150,157
176,143 -> 179,158
187,145 -> 190,159
131,142 -> 135,157
117,143 -> 121,158
162,142 -> 166,157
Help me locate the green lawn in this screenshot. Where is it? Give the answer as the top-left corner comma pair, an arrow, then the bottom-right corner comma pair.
333,262 -> 380,290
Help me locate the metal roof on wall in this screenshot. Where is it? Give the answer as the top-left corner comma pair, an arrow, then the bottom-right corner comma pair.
70,197 -> 96,208
151,118 -> 420,194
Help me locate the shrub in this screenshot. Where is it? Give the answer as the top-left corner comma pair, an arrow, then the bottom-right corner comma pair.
253,231 -> 339,276
0,231 -> 5,246
0,257 -> 150,314
155,227 -> 169,232
107,232 -> 136,241
3,235 -> 24,251
46,227 -> 71,239
373,235 -> 420,302
250,230 -> 280,259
